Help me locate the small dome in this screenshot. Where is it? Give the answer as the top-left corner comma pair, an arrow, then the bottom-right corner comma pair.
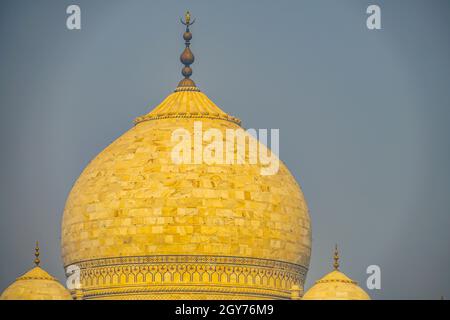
302,270 -> 370,300
302,245 -> 370,300
1,242 -> 72,300
1,267 -> 72,300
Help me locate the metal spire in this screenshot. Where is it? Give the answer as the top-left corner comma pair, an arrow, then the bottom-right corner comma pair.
177,11 -> 198,90
333,244 -> 340,270
34,241 -> 40,267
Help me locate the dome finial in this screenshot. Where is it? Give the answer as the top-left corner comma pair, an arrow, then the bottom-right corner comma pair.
333,244 -> 340,270
34,241 -> 40,267
181,11 -> 194,26
176,11 -> 199,91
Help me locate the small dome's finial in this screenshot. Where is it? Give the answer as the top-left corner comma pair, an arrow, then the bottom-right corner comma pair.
181,11 -> 193,26
176,11 -> 199,91
333,244 -> 340,270
34,241 -> 40,267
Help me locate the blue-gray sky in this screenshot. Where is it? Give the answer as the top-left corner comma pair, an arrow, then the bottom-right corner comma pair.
1,0 -> 449,299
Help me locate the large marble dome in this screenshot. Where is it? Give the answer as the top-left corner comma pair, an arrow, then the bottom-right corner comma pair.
61,12 -> 311,300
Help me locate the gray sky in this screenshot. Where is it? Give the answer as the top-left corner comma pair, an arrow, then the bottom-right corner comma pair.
1,0 -> 449,299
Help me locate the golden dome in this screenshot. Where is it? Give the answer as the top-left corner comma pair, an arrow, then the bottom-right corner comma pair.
61,12 -> 311,299
302,246 -> 370,300
1,243 -> 72,300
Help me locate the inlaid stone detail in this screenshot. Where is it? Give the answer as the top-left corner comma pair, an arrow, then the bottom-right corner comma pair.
69,255 -> 307,300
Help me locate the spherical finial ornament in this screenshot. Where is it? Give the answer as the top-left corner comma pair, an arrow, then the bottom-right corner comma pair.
183,31 -> 192,41
182,66 -> 192,78
34,241 -> 40,266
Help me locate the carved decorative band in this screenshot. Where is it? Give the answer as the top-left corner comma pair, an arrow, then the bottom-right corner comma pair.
72,255 -> 305,272
134,113 -> 242,126
174,86 -> 201,92
68,255 -> 308,300
82,284 -> 295,300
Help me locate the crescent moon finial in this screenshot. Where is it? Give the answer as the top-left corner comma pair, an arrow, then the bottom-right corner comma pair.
181,11 -> 195,27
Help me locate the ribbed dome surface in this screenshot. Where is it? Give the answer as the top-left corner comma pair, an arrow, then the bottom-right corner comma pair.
134,90 -> 241,125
